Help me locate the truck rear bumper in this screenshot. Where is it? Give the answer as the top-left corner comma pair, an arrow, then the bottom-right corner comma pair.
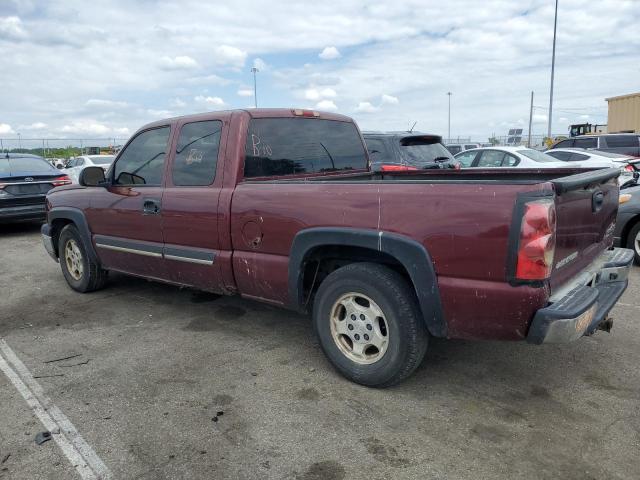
527,248 -> 634,344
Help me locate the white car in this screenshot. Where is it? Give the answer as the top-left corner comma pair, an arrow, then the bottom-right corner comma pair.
544,148 -> 638,185
454,146 -> 567,169
62,155 -> 115,183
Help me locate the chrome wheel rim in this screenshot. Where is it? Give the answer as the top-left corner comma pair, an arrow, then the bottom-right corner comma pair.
635,230 -> 640,258
65,239 -> 84,281
329,293 -> 389,365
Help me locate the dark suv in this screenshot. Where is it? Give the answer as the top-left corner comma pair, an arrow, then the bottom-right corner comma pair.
549,134 -> 640,157
363,132 -> 456,171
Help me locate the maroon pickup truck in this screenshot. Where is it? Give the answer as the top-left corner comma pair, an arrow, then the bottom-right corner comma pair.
41,108 -> 634,387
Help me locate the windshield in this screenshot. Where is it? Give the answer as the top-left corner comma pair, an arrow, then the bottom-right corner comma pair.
400,142 -> 452,166
518,149 -> 558,163
90,156 -> 115,165
0,156 -> 54,176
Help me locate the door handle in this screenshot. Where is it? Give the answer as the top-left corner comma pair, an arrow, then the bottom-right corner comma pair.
143,199 -> 161,215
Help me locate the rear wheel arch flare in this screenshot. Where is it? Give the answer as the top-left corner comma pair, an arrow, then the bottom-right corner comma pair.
288,227 -> 447,337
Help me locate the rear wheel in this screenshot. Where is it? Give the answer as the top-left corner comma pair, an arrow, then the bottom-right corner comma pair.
58,224 -> 108,292
312,262 -> 428,387
627,222 -> 640,265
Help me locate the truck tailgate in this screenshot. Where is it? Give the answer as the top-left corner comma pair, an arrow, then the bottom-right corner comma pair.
548,168 -> 620,293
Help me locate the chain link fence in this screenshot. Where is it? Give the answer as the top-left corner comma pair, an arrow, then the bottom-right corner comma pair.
0,137 -> 129,160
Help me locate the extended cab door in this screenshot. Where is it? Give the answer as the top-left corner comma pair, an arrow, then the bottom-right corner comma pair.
160,118 -> 227,292
85,126 -> 171,280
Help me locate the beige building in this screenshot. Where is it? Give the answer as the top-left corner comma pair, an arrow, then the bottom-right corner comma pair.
606,92 -> 640,133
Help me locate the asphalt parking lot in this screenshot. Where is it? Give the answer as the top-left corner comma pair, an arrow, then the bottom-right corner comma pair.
1,222 -> 639,480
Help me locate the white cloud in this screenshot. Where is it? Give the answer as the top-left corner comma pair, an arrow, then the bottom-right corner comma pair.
253,58 -> 267,71
214,45 -> 246,67
237,88 -> 254,97
355,102 -> 379,113
0,123 -> 15,135
60,121 -> 111,135
0,16 -> 27,41
147,109 -> 172,118
17,122 -> 47,131
316,100 -> 338,111
85,99 -> 129,109
194,95 -> 225,107
304,89 -> 320,101
381,94 -> 399,105
159,55 -> 199,70
532,113 -> 548,123
170,98 -> 186,108
320,88 -> 337,98
319,46 -> 341,60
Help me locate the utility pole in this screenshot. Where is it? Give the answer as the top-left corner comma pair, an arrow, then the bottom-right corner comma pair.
17,133 -> 22,150
447,92 -> 452,142
251,67 -> 259,108
547,0 -> 558,140
527,91 -> 534,147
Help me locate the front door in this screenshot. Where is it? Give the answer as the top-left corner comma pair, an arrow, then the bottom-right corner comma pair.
85,125 -> 172,281
161,119 -> 226,292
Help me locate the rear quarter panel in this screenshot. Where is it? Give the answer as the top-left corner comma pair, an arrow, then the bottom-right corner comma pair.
230,180 -> 550,340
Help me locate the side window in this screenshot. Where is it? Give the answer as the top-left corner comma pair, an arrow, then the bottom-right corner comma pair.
113,127 -> 170,186
477,150 -> 505,167
574,137 -> 597,149
554,139 -> 573,148
547,151 -> 571,161
365,138 -> 390,164
455,151 -> 477,167
76,158 -> 85,166
502,154 -> 519,166
172,120 -> 222,186
604,135 -> 639,148
569,152 -> 589,161
244,118 -> 367,178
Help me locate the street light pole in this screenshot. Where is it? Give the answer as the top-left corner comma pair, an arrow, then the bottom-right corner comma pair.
447,92 -> 452,142
251,67 -> 259,108
528,91 -> 534,147
547,0 -> 558,140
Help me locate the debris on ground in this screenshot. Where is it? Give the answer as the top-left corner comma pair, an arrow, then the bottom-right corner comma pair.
59,359 -> 91,368
33,374 -> 65,379
35,432 -> 52,445
43,354 -> 81,364
1,454 -> 10,464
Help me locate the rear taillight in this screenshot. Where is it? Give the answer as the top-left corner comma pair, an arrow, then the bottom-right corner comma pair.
624,164 -> 634,172
51,175 -> 72,187
380,164 -> 418,172
515,198 -> 556,281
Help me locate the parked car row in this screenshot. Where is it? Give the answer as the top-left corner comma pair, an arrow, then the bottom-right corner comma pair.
548,133 -> 640,157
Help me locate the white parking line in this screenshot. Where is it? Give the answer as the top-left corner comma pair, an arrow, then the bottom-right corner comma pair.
0,339 -> 112,480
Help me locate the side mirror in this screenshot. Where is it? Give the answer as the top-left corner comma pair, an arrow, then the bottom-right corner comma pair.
79,166 -> 106,187
56,164 -> 65,169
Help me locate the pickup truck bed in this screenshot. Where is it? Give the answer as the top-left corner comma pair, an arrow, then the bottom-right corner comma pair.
41,108 -> 634,387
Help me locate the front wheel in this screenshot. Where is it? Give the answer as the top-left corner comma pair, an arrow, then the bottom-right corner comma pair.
312,262 -> 428,387
58,224 -> 108,292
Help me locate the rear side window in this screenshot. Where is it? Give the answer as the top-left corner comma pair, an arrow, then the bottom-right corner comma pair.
547,151 -> 572,161
172,120 -> 222,186
113,126 -> 170,186
574,137 -> 597,148
365,138 -> 391,164
604,135 -> 639,148
244,118 -> 367,178
477,150 -> 505,167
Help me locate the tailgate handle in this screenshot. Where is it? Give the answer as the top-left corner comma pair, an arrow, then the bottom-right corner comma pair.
592,190 -> 604,213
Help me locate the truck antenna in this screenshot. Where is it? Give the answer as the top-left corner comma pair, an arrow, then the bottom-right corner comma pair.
408,121 -> 417,133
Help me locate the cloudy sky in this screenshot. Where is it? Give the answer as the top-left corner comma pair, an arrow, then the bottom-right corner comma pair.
1,0 -> 639,144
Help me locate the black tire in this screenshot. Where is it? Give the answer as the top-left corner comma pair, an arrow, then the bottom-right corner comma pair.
312,262 -> 428,387
626,222 -> 640,265
58,224 -> 108,292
